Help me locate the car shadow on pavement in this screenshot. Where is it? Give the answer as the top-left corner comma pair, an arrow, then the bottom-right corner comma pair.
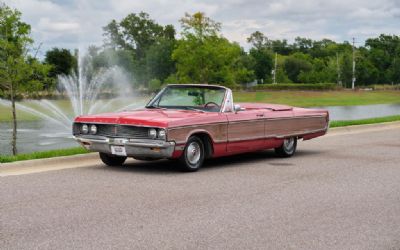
202,149 -> 322,170
94,148 -> 324,174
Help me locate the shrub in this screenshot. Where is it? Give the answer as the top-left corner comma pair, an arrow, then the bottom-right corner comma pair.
246,83 -> 339,91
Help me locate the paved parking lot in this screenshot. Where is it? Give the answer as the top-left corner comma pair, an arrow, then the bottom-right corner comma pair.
1,125 -> 400,249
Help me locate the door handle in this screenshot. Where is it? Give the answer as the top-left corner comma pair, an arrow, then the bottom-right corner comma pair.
256,114 -> 264,117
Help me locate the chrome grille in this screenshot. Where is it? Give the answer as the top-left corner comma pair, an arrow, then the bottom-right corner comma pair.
74,123 -> 150,139
96,124 -> 116,136
116,125 -> 149,138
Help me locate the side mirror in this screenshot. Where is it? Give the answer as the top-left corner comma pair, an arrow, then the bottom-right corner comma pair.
234,104 -> 244,113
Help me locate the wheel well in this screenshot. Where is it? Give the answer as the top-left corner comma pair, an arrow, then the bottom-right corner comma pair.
190,133 -> 214,159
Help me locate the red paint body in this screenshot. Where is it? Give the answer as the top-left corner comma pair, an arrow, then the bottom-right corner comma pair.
75,102 -> 329,159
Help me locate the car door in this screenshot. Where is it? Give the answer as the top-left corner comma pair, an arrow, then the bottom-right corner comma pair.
226,109 -> 265,152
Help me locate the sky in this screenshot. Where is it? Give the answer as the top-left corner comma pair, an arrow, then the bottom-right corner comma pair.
3,0 -> 400,57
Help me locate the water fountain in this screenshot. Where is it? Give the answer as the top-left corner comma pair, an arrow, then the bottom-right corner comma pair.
0,51 -> 141,155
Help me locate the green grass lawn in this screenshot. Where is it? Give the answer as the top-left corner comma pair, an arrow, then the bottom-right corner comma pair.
234,90 -> 400,107
0,147 -> 88,163
330,115 -> 400,128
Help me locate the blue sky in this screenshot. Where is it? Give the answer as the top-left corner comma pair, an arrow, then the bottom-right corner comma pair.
4,0 -> 400,57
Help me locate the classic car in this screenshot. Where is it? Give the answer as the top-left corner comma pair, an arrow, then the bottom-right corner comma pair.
73,84 -> 329,171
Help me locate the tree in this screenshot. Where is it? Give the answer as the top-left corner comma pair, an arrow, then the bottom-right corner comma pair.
293,37 -> 313,53
247,31 -> 269,50
172,12 -> 248,85
103,12 -> 164,56
247,31 -> 273,83
365,34 -> 400,84
284,54 -> 312,83
0,4 -> 37,155
180,12 -> 221,40
44,47 -> 77,79
249,47 -> 273,83
103,12 -> 175,85
145,38 -> 176,82
44,48 -> 78,89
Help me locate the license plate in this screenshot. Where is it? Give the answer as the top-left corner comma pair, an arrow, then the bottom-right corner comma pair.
111,145 -> 127,156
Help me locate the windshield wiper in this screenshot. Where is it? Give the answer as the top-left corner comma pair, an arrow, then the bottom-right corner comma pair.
146,105 -> 161,109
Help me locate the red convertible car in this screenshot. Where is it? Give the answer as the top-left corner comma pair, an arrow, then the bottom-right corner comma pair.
73,84 -> 329,171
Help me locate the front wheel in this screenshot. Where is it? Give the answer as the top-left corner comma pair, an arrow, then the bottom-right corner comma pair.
179,136 -> 205,172
99,152 -> 127,166
275,137 -> 297,157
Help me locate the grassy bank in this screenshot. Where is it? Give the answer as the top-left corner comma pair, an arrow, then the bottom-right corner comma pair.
0,147 -> 88,163
330,115 -> 400,128
1,116 -> 400,163
234,90 -> 400,107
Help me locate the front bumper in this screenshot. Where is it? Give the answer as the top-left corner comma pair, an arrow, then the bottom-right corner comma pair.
74,135 -> 175,159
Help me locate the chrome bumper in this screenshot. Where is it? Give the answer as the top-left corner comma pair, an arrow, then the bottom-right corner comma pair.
74,135 -> 175,159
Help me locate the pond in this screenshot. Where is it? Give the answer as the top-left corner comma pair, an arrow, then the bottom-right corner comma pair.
1,103 -> 400,155
319,103 -> 400,121
0,121 -> 75,156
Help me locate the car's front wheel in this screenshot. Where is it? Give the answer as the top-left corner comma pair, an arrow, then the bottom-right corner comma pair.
179,136 -> 205,172
99,152 -> 127,166
275,137 -> 297,157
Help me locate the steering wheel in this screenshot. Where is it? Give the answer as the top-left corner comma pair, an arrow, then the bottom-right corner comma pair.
204,102 -> 220,108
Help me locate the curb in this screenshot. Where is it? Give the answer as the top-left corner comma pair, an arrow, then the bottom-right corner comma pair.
1,121 -> 400,168
0,152 -> 99,169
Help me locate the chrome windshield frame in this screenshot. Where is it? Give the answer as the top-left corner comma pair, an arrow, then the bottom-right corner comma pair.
145,84 -> 232,113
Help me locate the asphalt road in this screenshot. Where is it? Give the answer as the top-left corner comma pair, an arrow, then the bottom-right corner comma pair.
1,125 -> 400,250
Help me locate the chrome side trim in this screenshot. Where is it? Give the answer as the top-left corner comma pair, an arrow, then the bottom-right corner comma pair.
265,115 -> 326,121
168,122 -> 227,130
267,126 -> 328,139
168,115 -> 326,130
174,138 -> 226,145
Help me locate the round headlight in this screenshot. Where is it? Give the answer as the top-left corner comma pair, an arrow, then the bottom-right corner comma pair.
81,124 -> 89,134
90,124 -> 97,134
158,129 -> 166,139
148,128 -> 157,139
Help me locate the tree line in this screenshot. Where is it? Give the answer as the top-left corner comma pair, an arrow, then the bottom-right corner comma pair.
2,4 -> 400,97
52,12 -> 400,89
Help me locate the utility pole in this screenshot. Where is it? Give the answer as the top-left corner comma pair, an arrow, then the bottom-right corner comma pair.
273,52 -> 277,84
352,37 -> 356,90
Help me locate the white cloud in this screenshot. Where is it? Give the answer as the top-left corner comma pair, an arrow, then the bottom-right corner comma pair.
3,0 -> 400,56
37,18 -> 80,32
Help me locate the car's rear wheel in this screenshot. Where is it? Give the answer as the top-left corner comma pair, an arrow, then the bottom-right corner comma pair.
179,136 -> 205,172
99,152 -> 127,166
275,137 -> 297,157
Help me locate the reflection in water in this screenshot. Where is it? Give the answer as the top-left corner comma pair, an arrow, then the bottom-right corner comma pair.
1,103 -> 400,155
319,104 -> 400,120
0,120 -> 76,155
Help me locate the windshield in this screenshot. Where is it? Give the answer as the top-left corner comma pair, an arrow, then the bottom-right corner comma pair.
146,85 -> 226,112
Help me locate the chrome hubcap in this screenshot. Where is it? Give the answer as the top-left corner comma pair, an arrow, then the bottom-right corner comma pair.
283,138 -> 295,152
186,141 -> 201,165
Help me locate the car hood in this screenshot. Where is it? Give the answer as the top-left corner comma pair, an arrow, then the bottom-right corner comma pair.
74,108 -> 224,128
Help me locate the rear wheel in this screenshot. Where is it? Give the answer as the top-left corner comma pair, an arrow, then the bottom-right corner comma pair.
99,152 -> 127,166
275,137 -> 297,157
179,136 -> 205,172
